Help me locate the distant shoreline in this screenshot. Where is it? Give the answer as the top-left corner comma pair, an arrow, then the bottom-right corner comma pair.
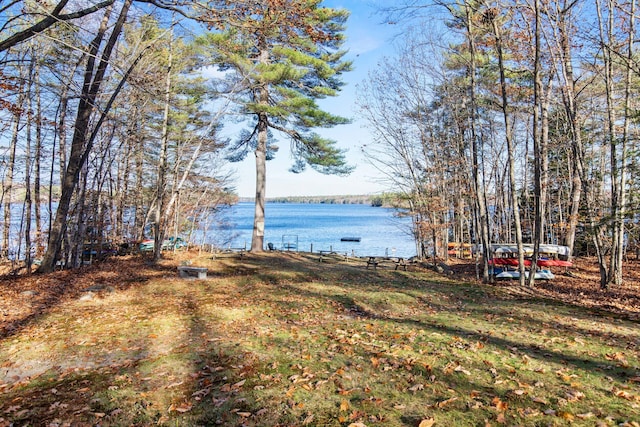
238,195 -> 377,205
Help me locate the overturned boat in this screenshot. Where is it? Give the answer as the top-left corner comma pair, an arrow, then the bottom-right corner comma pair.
495,269 -> 555,280
485,243 -> 571,281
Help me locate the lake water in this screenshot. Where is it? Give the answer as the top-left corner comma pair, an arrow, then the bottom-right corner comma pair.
210,202 -> 417,258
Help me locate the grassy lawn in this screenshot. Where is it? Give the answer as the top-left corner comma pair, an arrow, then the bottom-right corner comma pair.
0,252 -> 639,426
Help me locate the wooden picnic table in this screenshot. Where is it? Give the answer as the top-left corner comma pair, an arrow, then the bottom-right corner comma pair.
318,250 -> 337,262
224,247 -> 246,257
318,251 -> 354,263
365,256 -> 407,271
366,256 -> 379,269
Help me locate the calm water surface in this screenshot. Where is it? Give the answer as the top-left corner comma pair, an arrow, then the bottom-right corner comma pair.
214,202 -> 417,258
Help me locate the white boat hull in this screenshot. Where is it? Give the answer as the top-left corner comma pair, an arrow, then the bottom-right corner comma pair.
495,270 -> 555,280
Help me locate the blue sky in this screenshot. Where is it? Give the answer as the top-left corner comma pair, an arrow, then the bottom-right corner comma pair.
228,0 -> 399,198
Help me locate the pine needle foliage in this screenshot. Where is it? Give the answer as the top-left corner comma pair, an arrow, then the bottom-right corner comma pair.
197,0 -> 354,175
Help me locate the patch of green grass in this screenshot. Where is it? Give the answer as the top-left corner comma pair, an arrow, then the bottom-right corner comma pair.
1,253 -> 638,426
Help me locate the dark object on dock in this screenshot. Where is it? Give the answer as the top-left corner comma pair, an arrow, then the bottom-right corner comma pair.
340,237 -> 361,242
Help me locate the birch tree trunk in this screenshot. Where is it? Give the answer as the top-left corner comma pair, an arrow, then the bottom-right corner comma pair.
610,0 -> 634,286
464,2 -> 492,282
3,91 -> 23,259
491,13 -> 526,286
34,55 -> 44,257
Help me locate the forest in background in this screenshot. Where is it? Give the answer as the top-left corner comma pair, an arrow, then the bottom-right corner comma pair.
1,1 -> 239,272
360,1 -> 640,288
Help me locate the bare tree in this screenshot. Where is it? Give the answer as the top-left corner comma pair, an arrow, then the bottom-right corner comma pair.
38,0 -> 133,273
486,6 -> 526,285
0,0 -> 115,52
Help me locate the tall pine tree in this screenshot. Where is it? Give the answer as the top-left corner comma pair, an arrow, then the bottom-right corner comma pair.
199,0 -> 353,251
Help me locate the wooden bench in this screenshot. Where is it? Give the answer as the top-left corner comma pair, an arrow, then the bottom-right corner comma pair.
366,257 -> 379,270
177,266 -> 208,279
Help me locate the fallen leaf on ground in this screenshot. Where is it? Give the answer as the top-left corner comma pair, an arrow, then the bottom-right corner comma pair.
576,412 -> 594,419
436,397 -> 458,408
419,418 -> 435,427
491,397 -> 508,411
169,403 -> 192,413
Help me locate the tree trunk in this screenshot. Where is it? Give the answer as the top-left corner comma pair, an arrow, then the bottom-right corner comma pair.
528,0 -> 550,287
251,42 -> 270,253
153,31 -> 173,262
604,0 -> 618,288
464,2 -> 491,282
38,0 -> 131,273
252,111 -> 268,252
33,55 -> 44,257
610,0 -> 634,286
528,0 -> 542,287
116,131 -> 132,238
551,1 -> 582,261
24,54 -> 34,272
3,95 -> 22,260
492,16 -> 526,286
71,168 -> 88,268
135,136 -> 145,241
595,0 -> 618,288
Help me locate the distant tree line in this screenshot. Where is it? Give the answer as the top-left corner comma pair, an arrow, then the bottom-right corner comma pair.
240,195 -> 380,205
236,193 -> 405,207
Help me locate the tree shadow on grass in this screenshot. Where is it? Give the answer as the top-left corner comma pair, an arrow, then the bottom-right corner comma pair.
177,291 -> 496,426
0,276 -> 262,426
2,252 -> 638,426
271,254 -> 640,343
275,281 -> 638,386
0,256 -> 176,341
